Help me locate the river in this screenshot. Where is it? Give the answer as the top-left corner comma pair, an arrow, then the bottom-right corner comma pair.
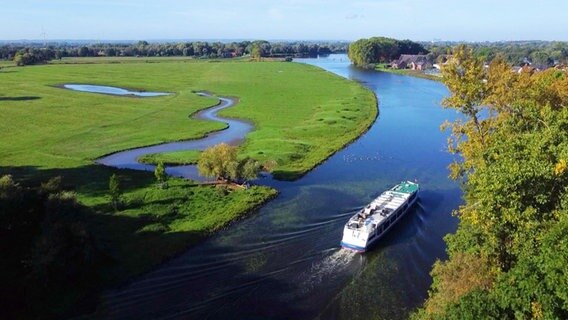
97,54 -> 461,320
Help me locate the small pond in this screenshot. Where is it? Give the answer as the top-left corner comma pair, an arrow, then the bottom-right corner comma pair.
63,84 -> 170,97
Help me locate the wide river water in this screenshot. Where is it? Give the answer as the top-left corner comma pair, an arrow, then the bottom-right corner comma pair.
97,54 -> 461,320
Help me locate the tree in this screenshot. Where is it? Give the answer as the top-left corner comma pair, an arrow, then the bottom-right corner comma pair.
182,47 -> 193,57
239,157 -> 262,181
348,36 -> 427,67
197,143 -> 238,181
440,45 -> 490,180
422,253 -> 497,316
78,46 -> 90,57
13,52 -> 24,66
108,173 -> 122,211
0,175 -> 106,319
197,143 -> 262,183
154,161 -> 167,188
251,44 -> 262,61
414,46 -> 568,319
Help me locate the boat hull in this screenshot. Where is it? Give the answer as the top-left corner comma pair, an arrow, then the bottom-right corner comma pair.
340,241 -> 367,252
340,182 -> 419,253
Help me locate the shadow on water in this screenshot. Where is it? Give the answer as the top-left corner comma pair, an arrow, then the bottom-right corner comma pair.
0,96 -> 41,101
95,244 -> 310,320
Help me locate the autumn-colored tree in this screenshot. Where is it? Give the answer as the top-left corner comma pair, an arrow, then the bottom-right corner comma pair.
0,175 -> 106,319
414,46 -> 568,319
197,143 -> 262,183
197,143 -> 238,181
420,253 -> 497,317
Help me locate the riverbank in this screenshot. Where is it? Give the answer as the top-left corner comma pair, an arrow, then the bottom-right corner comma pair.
375,63 -> 443,82
92,177 -> 278,287
0,57 -> 377,317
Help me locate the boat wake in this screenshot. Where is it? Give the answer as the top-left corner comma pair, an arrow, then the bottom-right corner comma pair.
299,249 -> 358,293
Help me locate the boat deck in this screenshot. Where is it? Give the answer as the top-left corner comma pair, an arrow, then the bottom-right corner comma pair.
347,191 -> 410,231
392,181 -> 419,194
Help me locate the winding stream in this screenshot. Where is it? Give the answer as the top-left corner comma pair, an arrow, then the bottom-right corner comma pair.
95,92 -> 252,181
93,54 -> 462,320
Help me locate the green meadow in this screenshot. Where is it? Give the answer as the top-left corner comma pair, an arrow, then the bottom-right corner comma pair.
1,60 -> 376,177
0,58 -> 376,314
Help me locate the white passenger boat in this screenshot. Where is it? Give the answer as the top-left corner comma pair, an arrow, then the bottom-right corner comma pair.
340,181 -> 419,252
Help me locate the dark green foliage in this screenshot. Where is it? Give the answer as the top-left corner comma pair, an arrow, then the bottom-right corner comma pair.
348,36 -> 427,67
0,40 -> 348,62
424,40 -> 567,66
13,48 -> 54,66
440,290 -> 503,320
492,216 -> 568,319
0,175 -> 106,319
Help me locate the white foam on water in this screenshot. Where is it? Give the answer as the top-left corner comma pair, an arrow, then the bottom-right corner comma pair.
299,249 -> 358,293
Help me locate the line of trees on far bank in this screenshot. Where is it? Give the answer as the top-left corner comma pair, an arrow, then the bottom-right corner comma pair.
423,40 -> 568,70
347,37 -> 567,70
1,40 -> 348,66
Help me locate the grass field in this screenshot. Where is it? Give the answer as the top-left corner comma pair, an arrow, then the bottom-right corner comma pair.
0,58 -> 376,315
1,59 -> 376,178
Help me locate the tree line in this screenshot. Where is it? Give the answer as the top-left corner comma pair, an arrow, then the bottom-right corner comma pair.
424,40 -> 568,69
347,37 -> 567,70
413,46 -> 568,319
348,36 -> 428,67
0,40 -> 348,65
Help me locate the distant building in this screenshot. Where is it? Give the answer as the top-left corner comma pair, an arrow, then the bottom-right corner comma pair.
519,65 -> 538,74
391,54 -> 433,70
554,63 -> 568,72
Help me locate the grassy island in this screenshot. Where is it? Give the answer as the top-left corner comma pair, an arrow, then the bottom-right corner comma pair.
0,57 -> 376,317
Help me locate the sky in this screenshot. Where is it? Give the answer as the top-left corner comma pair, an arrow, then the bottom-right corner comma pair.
2,0 -> 567,42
